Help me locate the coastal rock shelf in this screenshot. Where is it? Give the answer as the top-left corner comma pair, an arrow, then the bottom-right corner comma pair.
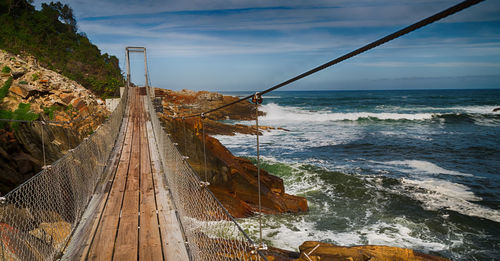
156,88 -> 308,217
296,241 -> 450,261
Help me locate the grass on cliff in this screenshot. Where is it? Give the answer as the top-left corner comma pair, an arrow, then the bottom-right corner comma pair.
0,0 -> 124,98
0,103 -> 39,130
0,76 -> 12,101
1,65 -> 10,73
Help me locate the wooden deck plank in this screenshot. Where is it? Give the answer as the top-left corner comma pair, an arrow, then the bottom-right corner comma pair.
113,214 -> 139,261
87,104 -> 135,261
120,192 -> 139,217
139,202 -> 163,261
126,118 -> 140,192
71,88 -> 190,261
65,111 -> 131,261
145,102 -> 190,261
138,96 -> 164,261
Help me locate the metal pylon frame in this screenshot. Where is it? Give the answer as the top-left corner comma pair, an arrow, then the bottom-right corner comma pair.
125,46 -> 154,98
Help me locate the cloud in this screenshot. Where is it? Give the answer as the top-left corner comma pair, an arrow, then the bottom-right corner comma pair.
358,61 -> 500,68
32,0 -> 500,90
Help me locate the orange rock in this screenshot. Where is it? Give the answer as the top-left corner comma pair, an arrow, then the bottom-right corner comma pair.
9,84 -> 29,98
296,241 -> 450,261
79,105 -> 89,117
166,117 -> 308,218
60,93 -> 74,105
71,98 -> 86,110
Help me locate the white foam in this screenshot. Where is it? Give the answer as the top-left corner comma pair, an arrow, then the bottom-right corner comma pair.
239,215 -> 448,253
260,103 -> 435,123
386,160 -> 473,177
401,178 -> 500,222
460,105 -> 500,114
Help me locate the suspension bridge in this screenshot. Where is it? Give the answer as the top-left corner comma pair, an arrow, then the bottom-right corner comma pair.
0,1 -> 484,260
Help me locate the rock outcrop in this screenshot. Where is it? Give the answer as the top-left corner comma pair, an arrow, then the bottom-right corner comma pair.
156,88 -> 307,217
0,50 -> 109,194
295,241 -> 450,261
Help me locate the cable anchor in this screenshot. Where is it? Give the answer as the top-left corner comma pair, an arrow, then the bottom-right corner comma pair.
200,113 -> 206,120
199,181 -> 210,188
250,243 -> 268,255
251,92 -> 263,104
0,197 -> 6,205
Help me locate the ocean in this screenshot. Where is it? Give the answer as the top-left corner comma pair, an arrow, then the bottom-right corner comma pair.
216,89 -> 500,260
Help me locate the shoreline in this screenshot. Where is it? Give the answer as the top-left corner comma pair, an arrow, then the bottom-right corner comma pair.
156,88 -> 453,261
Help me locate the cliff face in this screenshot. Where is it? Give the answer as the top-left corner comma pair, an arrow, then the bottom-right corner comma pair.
0,50 -> 109,194
156,88 -> 308,218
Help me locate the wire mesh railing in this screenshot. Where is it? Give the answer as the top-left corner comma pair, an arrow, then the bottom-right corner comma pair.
0,86 -> 128,261
144,86 -> 268,260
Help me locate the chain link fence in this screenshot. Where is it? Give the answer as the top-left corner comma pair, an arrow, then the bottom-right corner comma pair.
145,86 -> 268,261
0,86 -> 128,261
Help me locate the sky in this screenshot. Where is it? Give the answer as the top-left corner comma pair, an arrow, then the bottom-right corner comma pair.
33,0 -> 500,91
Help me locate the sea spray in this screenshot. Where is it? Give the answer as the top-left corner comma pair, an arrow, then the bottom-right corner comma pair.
219,89 -> 500,260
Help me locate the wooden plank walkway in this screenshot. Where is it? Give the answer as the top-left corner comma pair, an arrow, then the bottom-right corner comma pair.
63,87 -> 189,261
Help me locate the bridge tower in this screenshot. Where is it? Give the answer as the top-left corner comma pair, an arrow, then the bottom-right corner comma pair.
125,46 -> 154,98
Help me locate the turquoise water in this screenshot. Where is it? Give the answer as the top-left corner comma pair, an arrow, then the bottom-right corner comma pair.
217,89 -> 500,260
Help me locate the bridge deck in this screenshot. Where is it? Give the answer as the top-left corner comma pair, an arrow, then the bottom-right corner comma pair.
63,88 -> 188,261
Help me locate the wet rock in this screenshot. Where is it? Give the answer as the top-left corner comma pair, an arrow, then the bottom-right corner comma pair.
296,241 -> 450,261
165,118 -> 308,218
493,107 -> 500,112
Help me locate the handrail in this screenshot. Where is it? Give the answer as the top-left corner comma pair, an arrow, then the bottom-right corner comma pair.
0,85 -> 129,260
144,84 -> 269,260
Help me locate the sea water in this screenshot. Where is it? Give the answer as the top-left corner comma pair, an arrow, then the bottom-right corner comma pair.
216,89 -> 500,260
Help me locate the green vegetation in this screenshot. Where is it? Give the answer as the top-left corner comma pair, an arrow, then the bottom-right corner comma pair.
31,72 -> 39,81
1,65 -> 10,73
0,77 -> 13,101
0,103 -> 39,130
19,80 -> 28,85
0,0 -> 124,98
64,103 -> 73,112
42,105 -> 58,120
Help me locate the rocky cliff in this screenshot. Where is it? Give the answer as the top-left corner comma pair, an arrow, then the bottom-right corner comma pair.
156,88 -> 308,218
0,50 -> 109,194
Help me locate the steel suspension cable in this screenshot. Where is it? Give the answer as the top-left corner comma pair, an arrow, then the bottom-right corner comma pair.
176,0 -> 484,119
201,114 -> 208,182
40,122 -> 46,168
254,95 -> 264,252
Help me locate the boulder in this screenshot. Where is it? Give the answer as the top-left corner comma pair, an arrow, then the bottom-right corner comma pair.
60,93 -> 74,105
30,221 -> 71,249
11,68 -> 26,79
166,118 -> 308,218
71,98 -> 86,110
296,241 -> 450,261
9,83 -> 37,98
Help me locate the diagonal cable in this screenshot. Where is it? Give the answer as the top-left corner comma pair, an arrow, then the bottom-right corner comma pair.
177,0 -> 484,119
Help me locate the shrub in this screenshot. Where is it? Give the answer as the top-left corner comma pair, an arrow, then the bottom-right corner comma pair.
32,73 -> 40,81
0,103 -> 39,130
1,66 -> 11,73
0,77 -> 13,101
64,103 -> 73,112
42,105 -> 58,120
19,80 -> 28,85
